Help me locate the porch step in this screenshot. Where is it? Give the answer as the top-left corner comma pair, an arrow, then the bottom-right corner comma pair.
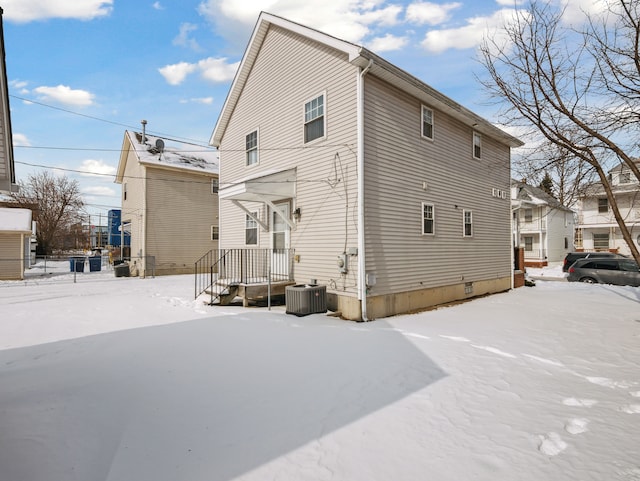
218,285 -> 239,306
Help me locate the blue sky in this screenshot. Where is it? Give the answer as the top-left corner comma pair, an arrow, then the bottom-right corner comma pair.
2,0 -> 601,221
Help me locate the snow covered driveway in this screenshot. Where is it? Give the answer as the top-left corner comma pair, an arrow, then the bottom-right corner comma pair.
0,273 -> 639,480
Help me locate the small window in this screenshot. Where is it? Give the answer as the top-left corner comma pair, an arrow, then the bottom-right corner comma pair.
473,132 -> 482,159
246,130 -> 258,166
211,178 -> 219,194
598,198 -> 608,213
620,171 -> 631,184
211,225 -> 219,241
421,106 -> 434,140
564,237 -> 569,249
524,236 -> 533,251
524,208 -> 533,223
463,209 -> 473,237
304,94 -> 325,143
422,203 -> 434,234
593,232 -> 609,250
123,182 -> 127,201
245,212 -> 258,245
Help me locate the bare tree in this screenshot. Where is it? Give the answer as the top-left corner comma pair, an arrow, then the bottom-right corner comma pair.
513,140 -> 597,207
480,0 -> 640,264
9,171 -> 85,255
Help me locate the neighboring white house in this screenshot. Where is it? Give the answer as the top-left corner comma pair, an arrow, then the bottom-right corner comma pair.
115,130 -> 220,276
0,207 -> 32,280
511,180 -> 575,267
576,161 -> 640,256
208,12 -> 523,320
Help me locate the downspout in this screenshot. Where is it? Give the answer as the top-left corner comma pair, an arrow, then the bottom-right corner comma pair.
357,59 -> 373,321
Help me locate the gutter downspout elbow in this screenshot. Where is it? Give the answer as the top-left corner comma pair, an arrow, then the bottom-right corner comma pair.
357,59 -> 373,321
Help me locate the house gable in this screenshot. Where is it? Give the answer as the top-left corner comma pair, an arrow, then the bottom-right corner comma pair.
0,8 -> 17,194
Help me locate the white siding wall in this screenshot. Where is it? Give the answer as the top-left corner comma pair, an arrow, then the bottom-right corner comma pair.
218,25 -> 360,295
121,146 -> 145,263
362,76 -> 512,295
546,209 -> 573,263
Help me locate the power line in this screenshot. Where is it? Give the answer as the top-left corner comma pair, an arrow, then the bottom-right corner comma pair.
9,94 -> 211,145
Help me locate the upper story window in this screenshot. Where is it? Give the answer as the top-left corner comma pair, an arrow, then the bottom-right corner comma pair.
463,209 -> 473,237
473,132 -> 482,159
619,171 -> 631,184
246,130 -> 258,166
123,182 -> 127,201
421,106 -> 434,140
304,93 -> 325,143
422,202 -> 434,235
524,208 -> 533,223
598,197 -> 608,213
211,178 -> 219,194
211,225 -> 219,241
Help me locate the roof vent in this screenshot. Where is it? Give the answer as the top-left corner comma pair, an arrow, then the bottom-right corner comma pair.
141,119 -> 147,144
155,139 -> 165,153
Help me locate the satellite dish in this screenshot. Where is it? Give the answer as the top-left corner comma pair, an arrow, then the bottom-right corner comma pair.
155,139 -> 165,152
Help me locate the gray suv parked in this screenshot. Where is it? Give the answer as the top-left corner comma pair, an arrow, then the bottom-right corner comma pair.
567,258 -> 640,286
562,251 -> 625,272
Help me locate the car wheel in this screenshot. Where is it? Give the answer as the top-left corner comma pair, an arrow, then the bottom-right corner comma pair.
580,277 -> 597,284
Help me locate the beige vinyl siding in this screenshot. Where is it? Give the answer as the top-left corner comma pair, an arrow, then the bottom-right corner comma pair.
0,120 -> 6,180
218,25 -> 360,295
0,233 -> 24,280
144,166 -> 218,274
362,75 -> 512,296
120,144 -> 145,262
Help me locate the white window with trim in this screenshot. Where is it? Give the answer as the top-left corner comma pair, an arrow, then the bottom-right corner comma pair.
524,236 -> 533,251
463,209 -> 473,237
421,106 -> 434,140
245,212 -> 258,245
473,132 -> 482,159
593,232 -> 609,250
211,178 -> 219,194
524,208 -> 533,223
246,130 -> 258,166
598,197 -> 608,213
304,93 -> 325,143
211,225 -> 219,241
422,202 -> 434,234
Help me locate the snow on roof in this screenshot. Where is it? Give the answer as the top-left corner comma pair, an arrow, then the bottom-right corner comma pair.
0,207 -> 32,232
126,131 -> 219,174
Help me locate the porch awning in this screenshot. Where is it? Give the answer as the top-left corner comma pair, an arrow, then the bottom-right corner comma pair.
219,168 -> 297,230
218,168 -> 296,202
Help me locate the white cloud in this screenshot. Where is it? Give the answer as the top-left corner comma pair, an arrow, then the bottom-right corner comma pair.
559,0 -> 609,26
158,62 -> 198,85
495,0 -> 525,5
9,79 -> 28,89
79,159 -> 116,178
406,2 -> 462,26
12,133 -> 31,147
197,57 -> 240,83
33,85 -> 95,106
368,33 -> 408,52
2,0 -> 113,23
173,23 -> 200,50
152,1 -> 164,10
198,0 -> 406,44
159,58 -> 238,85
82,186 -> 117,197
420,8 -> 518,53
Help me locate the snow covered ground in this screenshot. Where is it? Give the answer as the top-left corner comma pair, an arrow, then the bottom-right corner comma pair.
0,262 -> 639,480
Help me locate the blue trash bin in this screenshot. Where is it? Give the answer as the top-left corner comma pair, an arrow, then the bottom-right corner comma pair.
89,256 -> 102,272
69,257 -> 85,272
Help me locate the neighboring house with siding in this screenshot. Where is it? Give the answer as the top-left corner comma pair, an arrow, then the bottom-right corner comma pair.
0,8 -> 17,195
576,160 -> 640,256
511,180 -> 575,267
0,207 -> 32,280
209,12 -> 523,320
115,130 -> 219,276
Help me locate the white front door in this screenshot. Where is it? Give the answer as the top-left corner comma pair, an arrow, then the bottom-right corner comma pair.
271,203 -> 290,278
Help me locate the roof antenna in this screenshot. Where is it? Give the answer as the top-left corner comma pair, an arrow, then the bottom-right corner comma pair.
141,119 -> 147,144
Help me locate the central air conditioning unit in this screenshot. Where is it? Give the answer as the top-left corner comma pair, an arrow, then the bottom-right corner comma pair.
285,284 -> 327,316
